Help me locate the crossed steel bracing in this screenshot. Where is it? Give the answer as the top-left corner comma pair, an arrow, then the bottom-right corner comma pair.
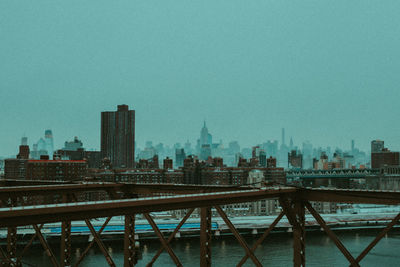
1,182 -> 400,266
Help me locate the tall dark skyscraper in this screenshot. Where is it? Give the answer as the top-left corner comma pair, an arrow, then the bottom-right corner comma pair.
101,105 -> 135,168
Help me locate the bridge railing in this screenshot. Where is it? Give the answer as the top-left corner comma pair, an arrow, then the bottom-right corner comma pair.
1,184 -> 400,266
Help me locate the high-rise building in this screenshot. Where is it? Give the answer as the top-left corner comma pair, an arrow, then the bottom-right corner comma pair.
21,136 -> 28,146
101,105 -> 135,168
371,140 -> 384,153
163,157 -> 173,169
370,140 -> 399,169
17,145 -> 30,159
200,121 -> 210,146
288,150 -> 303,169
175,148 -> 186,168
64,136 -> 83,151
44,130 -> 54,157
259,150 -> 267,167
200,144 -> 211,161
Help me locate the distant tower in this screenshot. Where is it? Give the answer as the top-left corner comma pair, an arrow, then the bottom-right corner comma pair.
101,105 -> 135,168
200,121 -> 209,146
44,129 -> 54,157
37,138 -> 46,152
281,128 -> 285,146
175,148 -> 186,168
351,140 -> 355,153
371,140 -> 384,153
18,136 -> 30,159
289,137 -> 294,150
21,136 -> 28,146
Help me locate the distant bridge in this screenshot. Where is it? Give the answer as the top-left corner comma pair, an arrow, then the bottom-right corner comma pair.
286,168 -> 379,179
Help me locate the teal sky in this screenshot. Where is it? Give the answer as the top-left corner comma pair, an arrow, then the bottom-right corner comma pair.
1,1 -> 400,156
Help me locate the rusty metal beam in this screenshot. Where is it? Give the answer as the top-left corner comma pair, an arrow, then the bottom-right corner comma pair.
237,210 -> 284,266
60,221 -> 72,267
0,189 -> 295,227
33,224 -> 60,267
124,215 -> 136,267
305,202 -> 360,267
200,207 -> 212,267
300,188 -> 400,205
18,224 -> 43,261
147,208 -> 195,267
74,217 -> 112,267
7,227 -> 18,265
279,198 -> 306,267
355,212 -> 400,264
144,213 -> 182,267
293,201 -> 306,267
215,206 -> 262,267
0,183 -> 255,200
0,179 -> 72,187
85,219 -> 115,266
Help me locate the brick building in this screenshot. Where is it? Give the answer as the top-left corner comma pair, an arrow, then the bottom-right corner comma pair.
5,158 -> 87,181
4,159 -> 28,180
26,160 -> 87,181
371,148 -> 400,169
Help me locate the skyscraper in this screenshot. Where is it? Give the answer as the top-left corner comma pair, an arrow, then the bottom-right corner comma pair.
371,140 -> 384,153
101,105 -> 135,168
175,148 -> 186,168
200,121 -> 209,146
44,129 -> 54,157
21,136 -> 28,146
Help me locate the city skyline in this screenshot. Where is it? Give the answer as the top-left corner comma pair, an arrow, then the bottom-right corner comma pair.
1,1 -> 400,156
2,2 -> 400,266
0,111 -> 378,160
0,111 -> 393,158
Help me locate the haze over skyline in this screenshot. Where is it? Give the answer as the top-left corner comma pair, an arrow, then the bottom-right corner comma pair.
1,1 -> 400,156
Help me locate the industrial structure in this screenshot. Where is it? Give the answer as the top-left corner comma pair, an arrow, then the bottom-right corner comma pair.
1,180 -> 400,266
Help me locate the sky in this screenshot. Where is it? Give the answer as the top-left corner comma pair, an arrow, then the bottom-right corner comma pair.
1,0 -> 400,157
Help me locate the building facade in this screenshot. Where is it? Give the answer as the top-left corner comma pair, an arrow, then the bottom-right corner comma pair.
101,105 -> 135,168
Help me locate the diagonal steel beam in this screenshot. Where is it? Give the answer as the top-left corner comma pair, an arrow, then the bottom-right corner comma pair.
33,224 -> 60,267
237,210 -> 284,266
73,217 -> 112,267
144,213 -> 183,267
147,208 -> 195,267
355,212 -> 400,264
305,202 -> 359,267
18,224 -> 44,261
215,206 -> 262,267
0,245 -> 10,266
85,219 -> 116,267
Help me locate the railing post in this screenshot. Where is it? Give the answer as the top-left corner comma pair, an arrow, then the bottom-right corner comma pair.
280,198 -> 306,267
124,215 -> 136,267
61,221 -> 72,267
293,201 -> 305,267
7,227 -> 20,266
200,207 -> 212,267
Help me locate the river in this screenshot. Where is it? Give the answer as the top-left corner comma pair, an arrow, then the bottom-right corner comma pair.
20,229 -> 400,266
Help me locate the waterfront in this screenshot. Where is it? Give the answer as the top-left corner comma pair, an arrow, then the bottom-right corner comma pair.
21,229 -> 400,266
